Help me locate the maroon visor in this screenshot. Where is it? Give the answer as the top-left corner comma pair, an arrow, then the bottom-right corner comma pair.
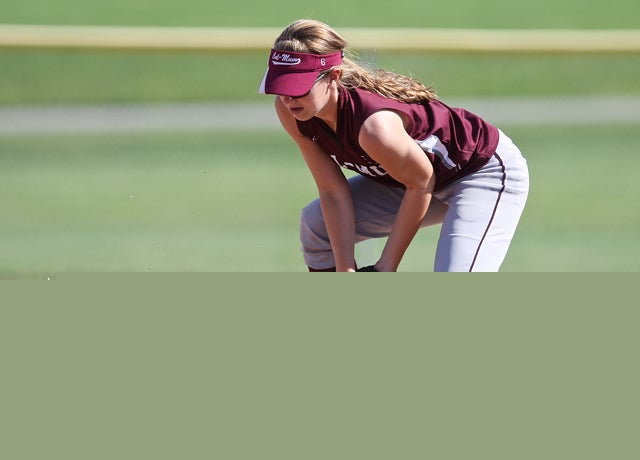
259,49 -> 343,97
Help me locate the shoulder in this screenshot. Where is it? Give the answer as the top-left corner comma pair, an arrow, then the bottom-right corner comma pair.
345,87 -> 415,133
359,110 -> 411,151
360,110 -> 405,135
344,87 -> 392,111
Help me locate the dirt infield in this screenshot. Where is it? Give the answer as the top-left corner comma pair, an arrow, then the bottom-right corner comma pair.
1,95 -> 639,134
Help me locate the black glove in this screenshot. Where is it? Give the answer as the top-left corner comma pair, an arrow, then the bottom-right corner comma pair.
357,265 -> 379,272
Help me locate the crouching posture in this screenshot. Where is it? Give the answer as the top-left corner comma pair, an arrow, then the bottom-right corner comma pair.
259,19 -> 529,272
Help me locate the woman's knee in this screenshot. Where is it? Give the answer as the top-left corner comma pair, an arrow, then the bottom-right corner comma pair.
299,199 -> 336,269
300,199 -> 324,231
299,199 -> 329,249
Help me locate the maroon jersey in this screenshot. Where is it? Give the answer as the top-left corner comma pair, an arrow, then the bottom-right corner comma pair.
296,87 -> 500,191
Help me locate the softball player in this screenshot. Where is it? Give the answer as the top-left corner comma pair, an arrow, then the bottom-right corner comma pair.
259,19 -> 529,272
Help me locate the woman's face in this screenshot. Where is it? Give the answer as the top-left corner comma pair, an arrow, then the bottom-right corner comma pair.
277,73 -> 338,122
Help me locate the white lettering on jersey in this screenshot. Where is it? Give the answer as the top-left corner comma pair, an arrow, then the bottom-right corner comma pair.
329,154 -> 388,178
416,135 -> 457,170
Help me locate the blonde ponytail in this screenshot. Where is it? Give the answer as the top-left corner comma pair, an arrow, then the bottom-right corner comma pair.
339,55 -> 437,103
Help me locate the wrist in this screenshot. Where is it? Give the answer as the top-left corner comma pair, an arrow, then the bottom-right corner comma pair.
372,258 -> 396,272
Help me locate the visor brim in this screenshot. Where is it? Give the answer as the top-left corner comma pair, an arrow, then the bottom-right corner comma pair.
260,69 -> 321,97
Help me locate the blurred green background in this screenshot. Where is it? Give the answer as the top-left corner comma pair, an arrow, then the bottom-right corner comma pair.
1,0 -> 639,276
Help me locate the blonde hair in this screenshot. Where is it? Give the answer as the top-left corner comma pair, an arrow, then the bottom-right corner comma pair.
273,19 -> 437,103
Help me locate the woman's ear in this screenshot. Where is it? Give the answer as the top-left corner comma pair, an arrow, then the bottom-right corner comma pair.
328,68 -> 342,88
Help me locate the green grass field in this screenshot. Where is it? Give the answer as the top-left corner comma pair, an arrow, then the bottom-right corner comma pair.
1,0 -> 639,275
2,124 -> 638,276
1,51 -> 639,105
3,0 -> 639,28
1,0 -> 640,104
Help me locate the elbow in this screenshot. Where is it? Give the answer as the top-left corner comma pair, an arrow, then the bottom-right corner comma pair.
404,175 -> 435,194
406,181 -> 431,192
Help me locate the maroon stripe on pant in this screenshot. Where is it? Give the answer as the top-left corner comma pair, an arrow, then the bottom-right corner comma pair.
469,153 -> 507,272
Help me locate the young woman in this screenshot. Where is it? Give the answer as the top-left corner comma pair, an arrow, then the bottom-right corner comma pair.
259,19 -> 529,272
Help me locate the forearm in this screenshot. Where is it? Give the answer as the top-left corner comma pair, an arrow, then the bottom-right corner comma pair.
319,191 -> 357,272
377,187 -> 432,271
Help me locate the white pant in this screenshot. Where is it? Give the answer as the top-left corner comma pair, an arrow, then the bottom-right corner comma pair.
300,130 -> 529,272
